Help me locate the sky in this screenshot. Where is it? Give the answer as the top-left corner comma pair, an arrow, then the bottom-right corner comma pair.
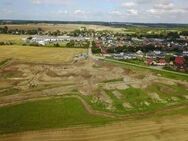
0,0 -> 188,23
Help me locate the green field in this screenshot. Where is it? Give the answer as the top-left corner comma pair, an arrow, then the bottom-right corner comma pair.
0,98 -> 112,134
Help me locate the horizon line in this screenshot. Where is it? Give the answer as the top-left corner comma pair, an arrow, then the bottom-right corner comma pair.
0,19 -> 188,25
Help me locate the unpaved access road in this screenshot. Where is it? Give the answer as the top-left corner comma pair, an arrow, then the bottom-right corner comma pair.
1,115 -> 188,141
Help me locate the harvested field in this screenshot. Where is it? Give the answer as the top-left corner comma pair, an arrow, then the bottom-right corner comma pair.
0,34 -> 25,44
0,24 -> 124,32
0,46 -> 86,64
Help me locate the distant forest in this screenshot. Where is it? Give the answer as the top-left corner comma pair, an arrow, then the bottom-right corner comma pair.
0,20 -> 188,28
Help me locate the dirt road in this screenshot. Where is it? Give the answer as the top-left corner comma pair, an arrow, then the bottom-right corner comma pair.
1,115 -> 188,141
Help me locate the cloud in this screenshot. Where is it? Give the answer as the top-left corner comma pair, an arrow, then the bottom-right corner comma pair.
32,0 -> 71,5
147,2 -> 188,15
153,2 -> 174,10
127,9 -> 138,15
32,0 -> 40,4
73,10 -> 86,15
121,2 -> 136,8
134,0 -> 170,4
0,9 -> 13,15
57,10 -> 68,15
109,10 -> 122,16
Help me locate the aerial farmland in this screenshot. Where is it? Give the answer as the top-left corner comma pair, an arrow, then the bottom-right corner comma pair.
0,0 -> 188,140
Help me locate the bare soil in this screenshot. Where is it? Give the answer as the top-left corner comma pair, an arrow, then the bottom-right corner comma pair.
0,58 -> 187,109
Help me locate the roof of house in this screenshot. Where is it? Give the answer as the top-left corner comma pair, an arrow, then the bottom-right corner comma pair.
175,56 -> 185,65
159,59 -> 166,64
147,58 -> 153,64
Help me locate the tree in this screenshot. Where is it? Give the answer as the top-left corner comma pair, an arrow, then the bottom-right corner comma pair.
181,31 -> 188,36
165,55 -> 172,63
105,48 -> 112,53
4,26 -> 8,33
54,43 -> 60,47
167,32 -> 179,39
92,48 -> 101,54
92,41 -> 96,48
66,40 -> 75,48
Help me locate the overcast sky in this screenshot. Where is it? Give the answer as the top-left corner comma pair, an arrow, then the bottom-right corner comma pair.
0,0 -> 188,23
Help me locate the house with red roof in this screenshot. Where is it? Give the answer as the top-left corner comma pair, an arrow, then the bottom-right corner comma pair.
175,56 -> 185,68
157,59 -> 167,66
146,58 -> 154,65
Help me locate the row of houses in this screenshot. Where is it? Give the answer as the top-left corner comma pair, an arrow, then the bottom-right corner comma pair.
104,50 -> 187,70
113,52 -> 138,60
94,35 -> 188,53
146,56 -> 187,71
23,35 -> 90,46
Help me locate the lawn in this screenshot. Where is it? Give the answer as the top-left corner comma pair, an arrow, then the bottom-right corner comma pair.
0,98 -> 112,134
0,45 -> 86,63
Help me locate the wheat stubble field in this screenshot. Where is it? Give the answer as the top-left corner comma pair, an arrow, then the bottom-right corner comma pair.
0,45 -> 86,63
0,24 -> 124,32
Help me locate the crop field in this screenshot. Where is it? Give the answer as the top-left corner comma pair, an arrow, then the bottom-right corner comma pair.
0,98 -> 112,134
0,34 -> 25,44
0,24 -> 124,32
0,46 -> 188,140
0,45 -> 86,63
